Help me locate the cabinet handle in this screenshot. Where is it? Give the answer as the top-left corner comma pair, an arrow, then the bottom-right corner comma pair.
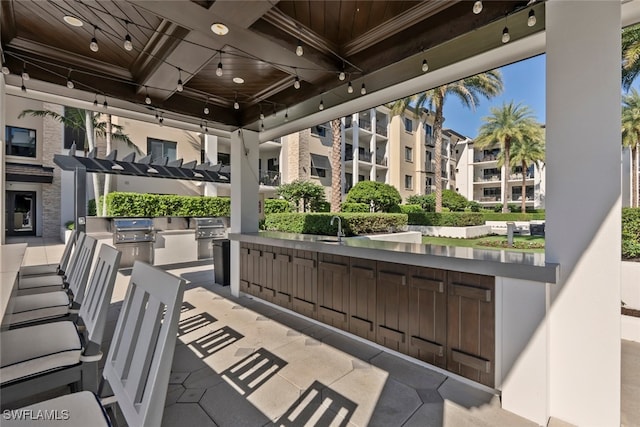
379,271 -> 406,285
452,349 -> 492,373
450,282 -> 492,302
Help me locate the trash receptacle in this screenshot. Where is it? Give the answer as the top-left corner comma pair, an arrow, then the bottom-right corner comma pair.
212,239 -> 230,286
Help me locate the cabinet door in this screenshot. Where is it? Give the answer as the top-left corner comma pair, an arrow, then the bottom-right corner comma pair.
246,245 -> 263,297
260,249 -> 277,302
376,261 -> 409,353
317,253 -> 350,331
291,250 -> 317,318
272,247 -> 293,308
349,258 -> 377,341
447,271 -> 495,388
408,266 -> 447,368
240,244 -> 250,293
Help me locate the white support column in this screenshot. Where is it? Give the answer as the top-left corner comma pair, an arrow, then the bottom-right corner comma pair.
204,133 -> 218,197
229,129 -> 259,297
0,76 -> 5,244
370,108 -> 377,181
352,113 -> 359,187
545,2 -> 621,425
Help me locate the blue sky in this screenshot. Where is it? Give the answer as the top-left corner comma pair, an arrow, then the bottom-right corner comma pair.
441,54 -> 546,138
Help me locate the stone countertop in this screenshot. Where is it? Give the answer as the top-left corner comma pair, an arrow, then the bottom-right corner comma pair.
230,231 -> 559,283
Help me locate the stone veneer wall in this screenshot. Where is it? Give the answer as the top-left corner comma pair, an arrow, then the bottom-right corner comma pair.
285,129 -> 311,181
41,102 -> 63,239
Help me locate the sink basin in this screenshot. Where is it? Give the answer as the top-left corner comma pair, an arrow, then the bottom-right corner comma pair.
316,238 -> 343,244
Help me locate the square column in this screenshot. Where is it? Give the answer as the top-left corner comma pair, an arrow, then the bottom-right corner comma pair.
546,1 -> 621,425
229,129 -> 259,297
0,77 -> 5,244
204,134 -> 218,197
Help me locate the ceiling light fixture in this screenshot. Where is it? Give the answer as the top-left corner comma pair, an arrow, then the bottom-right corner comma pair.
338,71 -> 346,81
261,121 -> 265,131
176,68 -> 184,92
94,94 -> 98,107
20,76 -> 26,92
90,26 -> 99,52
234,93 -> 240,110
296,40 -> 303,57
233,77 -> 244,84
123,21 -> 133,51
145,86 -> 151,105
285,109 -> 289,122
360,83 -> 366,95
319,99 -> 324,110
216,51 -> 223,77
347,80 -> 353,94
66,70 -> 74,89
259,105 -> 265,120
63,16 -> 83,27
294,75 -> 301,90
204,101 -> 209,115
502,13 -> 510,44
21,63 -> 29,81
527,9 -> 536,27
422,59 -> 429,73
473,1 -> 483,14
211,23 -> 229,36
103,97 -> 108,108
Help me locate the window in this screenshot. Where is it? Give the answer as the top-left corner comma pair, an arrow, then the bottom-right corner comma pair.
147,138 -> 176,163
6,126 -> 36,157
424,123 -> 433,136
218,152 -> 230,165
405,174 -> 413,190
311,167 -> 326,177
483,187 -> 500,197
405,146 -> 413,162
311,125 -> 327,137
512,185 -> 535,200
404,118 -> 413,133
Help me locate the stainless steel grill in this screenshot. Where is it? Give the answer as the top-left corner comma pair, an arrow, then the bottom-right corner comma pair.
112,218 -> 155,267
190,217 -> 229,259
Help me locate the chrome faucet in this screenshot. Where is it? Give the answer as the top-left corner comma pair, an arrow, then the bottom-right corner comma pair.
330,216 -> 343,243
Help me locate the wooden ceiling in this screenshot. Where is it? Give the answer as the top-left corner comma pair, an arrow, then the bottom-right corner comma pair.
0,1 -> 543,131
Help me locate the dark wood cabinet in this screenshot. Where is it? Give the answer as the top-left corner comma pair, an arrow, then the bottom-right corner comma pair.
446,271 -> 495,388
349,258 -> 377,341
260,248 -> 277,302
291,250 -> 317,318
408,266 -> 447,368
376,261 -> 409,354
317,253 -> 350,331
272,247 -> 293,309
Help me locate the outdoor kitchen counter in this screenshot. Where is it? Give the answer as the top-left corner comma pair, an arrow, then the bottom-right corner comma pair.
230,231 -> 559,283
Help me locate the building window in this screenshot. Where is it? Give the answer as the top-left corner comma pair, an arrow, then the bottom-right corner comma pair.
404,118 -> 413,133
147,138 -> 176,163
405,174 -> 413,190
424,123 -> 432,136
512,185 -> 535,200
311,125 -> 327,137
483,187 -> 500,197
405,146 -> 413,162
218,152 -> 231,165
6,126 -> 36,158
311,167 -> 326,177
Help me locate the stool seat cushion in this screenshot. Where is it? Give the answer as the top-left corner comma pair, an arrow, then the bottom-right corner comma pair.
0,321 -> 82,384
2,391 -> 110,427
9,292 -> 70,325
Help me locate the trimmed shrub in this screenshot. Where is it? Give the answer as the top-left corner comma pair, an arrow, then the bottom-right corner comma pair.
312,200 -> 331,213
277,179 -> 327,212
407,212 -> 484,227
400,204 -> 423,214
263,212 -> 407,236
341,202 -> 369,213
264,199 -> 292,214
102,192 -> 230,217
623,208 -> 640,259
406,194 -> 435,212
441,189 -> 469,212
481,212 -> 546,221
88,199 -> 97,216
345,181 -> 402,212
467,201 -> 482,212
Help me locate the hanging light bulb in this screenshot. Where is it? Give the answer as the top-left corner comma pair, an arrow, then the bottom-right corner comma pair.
66,78 -> 74,89
284,111 -> 289,122
234,94 -> 240,110
2,54 -> 10,75
259,106 -> 265,120
347,81 -> 353,94
422,59 -> 429,73
90,26 -> 99,52
200,121 -> 204,129
176,69 -> 184,92
21,63 -> 29,81
216,61 -> 223,77
94,94 -> 98,107
294,75 -> 301,89
473,1 -> 483,14
204,105 -> 210,115
145,86 -> 151,105
155,111 -> 159,120
527,9 -> 536,27
103,98 -> 108,108
20,77 -> 26,92
123,21 -> 133,51
502,26 -> 510,43
296,39 -> 303,56
360,83 -> 366,95
159,116 -> 164,126
338,71 -> 346,81
261,121 -> 265,131
319,99 -> 324,110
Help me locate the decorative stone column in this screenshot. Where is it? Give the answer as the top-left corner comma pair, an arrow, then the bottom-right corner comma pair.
41,103 -> 63,239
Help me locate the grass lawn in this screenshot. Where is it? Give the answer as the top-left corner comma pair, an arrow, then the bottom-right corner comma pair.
422,235 -> 545,253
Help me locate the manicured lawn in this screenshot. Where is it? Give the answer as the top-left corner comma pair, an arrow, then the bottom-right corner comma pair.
422,235 -> 545,253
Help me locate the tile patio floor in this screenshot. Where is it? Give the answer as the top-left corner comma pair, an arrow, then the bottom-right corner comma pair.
7,237 -> 639,426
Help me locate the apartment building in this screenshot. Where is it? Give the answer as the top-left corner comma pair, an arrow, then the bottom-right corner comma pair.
455,138 -> 546,209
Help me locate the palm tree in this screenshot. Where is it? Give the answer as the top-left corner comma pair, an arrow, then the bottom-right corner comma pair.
388,70 -> 503,212
622,89 -> 640,207
19,107 -> 136,216
330,118 -> 342,212
475,102 -> 542,213
622,24 -> 640,91
509,134 -> 545,213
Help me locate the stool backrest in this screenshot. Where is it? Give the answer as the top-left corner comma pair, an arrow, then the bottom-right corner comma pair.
102,261 -> 185,427
58,229 -> 78,274
66,235 -> 97,305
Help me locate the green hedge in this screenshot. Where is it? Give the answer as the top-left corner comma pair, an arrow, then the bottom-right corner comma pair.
623,208 -> 640,259
341,202 -> 369,213
400,204 -> 423,214
481,212 -> 546,221
407,212 -> 484,226
263,213 -> 407,236
264,199 -> 292,214
102,192 -> 230,217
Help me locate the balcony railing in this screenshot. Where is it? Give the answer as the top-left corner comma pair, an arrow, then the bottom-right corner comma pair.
509,173 -> 535,180
475,154 -> 498,162
346,150 -> 372,162
478,196 -> 501,202
425,162 -> 436,173
259,170 -> 280,186
376,156 -> 388,166
475,175 -> 501,182
359,119 -> 372,132
376,124 -> 388,136
425,135 -> 435,147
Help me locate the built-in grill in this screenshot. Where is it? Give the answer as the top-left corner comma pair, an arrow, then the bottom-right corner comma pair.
112,218 -> 155,268
190,217 -> 229,259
